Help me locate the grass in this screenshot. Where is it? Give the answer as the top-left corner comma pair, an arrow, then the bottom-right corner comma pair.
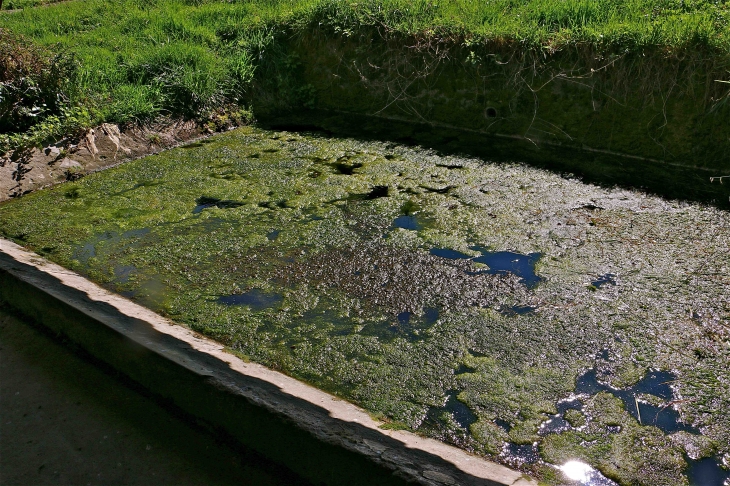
1,0 -> 729,151
1,0 -> 64,10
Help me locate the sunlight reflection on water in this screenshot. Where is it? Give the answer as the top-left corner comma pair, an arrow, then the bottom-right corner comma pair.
560,461 -> 617,485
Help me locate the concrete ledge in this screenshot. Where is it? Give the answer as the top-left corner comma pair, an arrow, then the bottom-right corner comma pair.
0,239 -> 535,486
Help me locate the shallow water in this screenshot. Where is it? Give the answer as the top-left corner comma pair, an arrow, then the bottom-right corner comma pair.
429,248 -> 471,259
591,273 -> 616,288
535,370 -> 718,485
575,369 -> 696,434
687,458 -> 730,486
1,126 -> 729,486
502,443 -> 540,467
392,215 -> 421,231
443,390 -> 477,430
218,289 -> 284,310
428,247 -> 543,287
469,248 -> 543,288
559,461 -> 618,486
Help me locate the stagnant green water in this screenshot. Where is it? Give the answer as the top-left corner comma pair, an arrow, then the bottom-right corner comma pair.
1,127 -> 729,485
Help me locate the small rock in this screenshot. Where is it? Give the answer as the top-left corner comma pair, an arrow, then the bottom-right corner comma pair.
59,159 -> 82,169
44,146 -> 61,157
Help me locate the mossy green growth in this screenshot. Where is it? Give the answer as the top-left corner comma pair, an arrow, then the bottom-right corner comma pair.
563,408 -> 586,428
541,392 -> 689,486
1,126 -> 729,485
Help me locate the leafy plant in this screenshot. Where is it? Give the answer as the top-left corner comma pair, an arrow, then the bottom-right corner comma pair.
0,30 -> 78,134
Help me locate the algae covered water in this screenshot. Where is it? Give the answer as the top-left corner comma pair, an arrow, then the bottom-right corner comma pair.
1,127 -> 729,485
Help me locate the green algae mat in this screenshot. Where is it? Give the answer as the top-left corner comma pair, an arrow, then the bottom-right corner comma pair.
1,127 -> 729,485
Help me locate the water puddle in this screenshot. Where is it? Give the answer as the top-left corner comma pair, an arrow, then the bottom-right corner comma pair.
392,215 -> 421,230
469,248 -> 543,288
575,369 -> 696,434
429,248 -> 471,260
422,307 -> 440,325
686,457 -> 730,486
501,442 -> 539,466
591,274 -> 616,288
429,246 -> 543,288
217,289 -> 283,311
443,390 -> 476,430
73,241 -> 97,263
539,397 -> 584,436
494,418 -> 512,432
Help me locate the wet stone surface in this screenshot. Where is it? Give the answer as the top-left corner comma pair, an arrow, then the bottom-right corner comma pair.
0,126 -> 729,485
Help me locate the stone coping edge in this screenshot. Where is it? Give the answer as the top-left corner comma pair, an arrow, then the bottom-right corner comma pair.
0,238 -> 536,486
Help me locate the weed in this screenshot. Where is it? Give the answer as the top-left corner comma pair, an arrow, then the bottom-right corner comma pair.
146,133 -> 162,145
0,30 -> 78,134
64,167 -> 83,181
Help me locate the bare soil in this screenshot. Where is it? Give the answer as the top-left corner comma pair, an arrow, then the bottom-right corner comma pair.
0,120 -> 204,202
